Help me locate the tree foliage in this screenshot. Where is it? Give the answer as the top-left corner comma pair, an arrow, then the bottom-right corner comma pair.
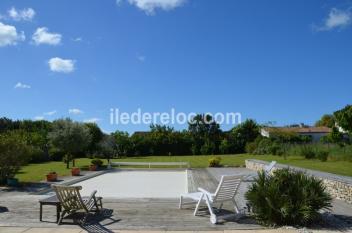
315,114 -> 335,128
48,119 -> 92,168
0,131 -> 29,184
334,105 -> 352,133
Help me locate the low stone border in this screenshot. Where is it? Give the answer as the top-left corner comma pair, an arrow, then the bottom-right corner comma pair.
35,169 -> 109,195
245,159 -> 352,204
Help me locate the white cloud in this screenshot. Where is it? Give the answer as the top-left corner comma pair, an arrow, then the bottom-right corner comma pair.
0,22 -> 25,47
44,110 -> 57,116
32,27 -> 62,45
14,82 -> 31,89
69,108 -> 83,115
48,57 -> 75,73
34,116 -> 44,121
8,7 -> 35,21
72,37 -> 82,42
127,0 -> 186,15
116,0 -> 123,6
315,8 -> 351,31
83,118 -> 101,123
137,55 -> 146,62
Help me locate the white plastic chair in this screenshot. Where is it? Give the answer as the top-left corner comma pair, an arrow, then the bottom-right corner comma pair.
180,175 -> 242,224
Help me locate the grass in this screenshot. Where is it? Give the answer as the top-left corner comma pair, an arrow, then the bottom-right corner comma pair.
15,154 -> 352,183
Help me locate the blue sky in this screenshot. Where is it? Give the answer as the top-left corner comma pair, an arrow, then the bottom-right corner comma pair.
0,0 -> 352,133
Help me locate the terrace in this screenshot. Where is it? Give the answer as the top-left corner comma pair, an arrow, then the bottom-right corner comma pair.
1,163 -> 352,233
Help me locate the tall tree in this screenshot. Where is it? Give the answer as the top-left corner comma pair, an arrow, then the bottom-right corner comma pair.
0,131 -> 29,184
230,119 -> 260,153
112,131 -> 132,156
98,135 -> 118,164
315,114 -> 335,128
188,114 -> 222,155
334,105 -> 352,132
48,119 -> 92,168
85,123 -> 104,154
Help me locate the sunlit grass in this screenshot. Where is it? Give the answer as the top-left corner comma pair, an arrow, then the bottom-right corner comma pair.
15,154 -> 352,183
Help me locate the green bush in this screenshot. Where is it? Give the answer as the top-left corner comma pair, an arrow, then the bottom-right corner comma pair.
208,156 -> 221,167
245,141 -> 257,154
300,145 -> 316,159
316,150 -> 329,162
0,133 -> 29,184
245,169 -> 332,226
252,138 -> 285,156
91,158 -> 103,167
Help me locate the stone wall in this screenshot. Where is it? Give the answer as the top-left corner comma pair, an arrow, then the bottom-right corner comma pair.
245,159 -> 352,204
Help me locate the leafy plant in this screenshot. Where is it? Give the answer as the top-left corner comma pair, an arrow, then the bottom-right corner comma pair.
91,158 -> 103,167
48,119 -> 92,168
0,132 -> 29,184
316,150 -> 329,162
208,156 -> 221,167
251,138 -> 285,156
245,169 -> 332,226
300,145 -> 316,159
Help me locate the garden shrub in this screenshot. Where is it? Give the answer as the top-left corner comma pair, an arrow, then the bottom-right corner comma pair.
251,138 -> 285,156
208,156 -> 221,167
245,169 -> 332,226
219,139 -> 231,154
245,141 -> 257,154
0,133 -> 29,184
200,141 -> 216,155
316,150 -> 329,162
48,147 -> 65,161
300,145 -> 316,159
91,158 -> 103,167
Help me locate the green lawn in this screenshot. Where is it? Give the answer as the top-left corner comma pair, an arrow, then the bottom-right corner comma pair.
16,154 -> 352,183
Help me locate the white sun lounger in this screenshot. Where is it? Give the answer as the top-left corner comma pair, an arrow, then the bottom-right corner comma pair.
179,175 -> 242,224
245,160 -> 277,181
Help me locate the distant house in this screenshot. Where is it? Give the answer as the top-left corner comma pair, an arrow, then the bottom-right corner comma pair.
260,126 -> 332,142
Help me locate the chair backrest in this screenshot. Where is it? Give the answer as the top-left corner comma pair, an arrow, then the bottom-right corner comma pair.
213,175 -> 242,202
52,185 -> 87,213
263,161 -> 276,175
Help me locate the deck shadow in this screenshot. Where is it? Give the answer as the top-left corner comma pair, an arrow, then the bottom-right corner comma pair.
191,206 -> 256,225
0,207 -> 8,213
69,208 -> 120,233
307,212 -> 352,231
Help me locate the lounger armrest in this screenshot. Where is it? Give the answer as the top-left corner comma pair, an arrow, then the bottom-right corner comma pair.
88,190 -> 98,202
198,188 -> 214,197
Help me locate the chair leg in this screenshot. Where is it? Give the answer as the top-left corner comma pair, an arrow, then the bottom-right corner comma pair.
204,196 -> 215,217
179,196 -> 183,209
193,193 -> 204,216
233,200 -> 239,214
57,211 -> 66,225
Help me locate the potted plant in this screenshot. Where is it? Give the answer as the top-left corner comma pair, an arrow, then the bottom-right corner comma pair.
90,159 -> 103,171
89,164 -> 97,171
7,177 -> 19,187
46,172 -> 58,182
71,167 -> 80,176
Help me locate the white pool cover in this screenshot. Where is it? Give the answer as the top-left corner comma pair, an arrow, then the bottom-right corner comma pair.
75,170 -> 188,198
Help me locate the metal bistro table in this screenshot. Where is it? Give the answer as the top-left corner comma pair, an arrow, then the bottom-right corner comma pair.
39,195 -> 61,223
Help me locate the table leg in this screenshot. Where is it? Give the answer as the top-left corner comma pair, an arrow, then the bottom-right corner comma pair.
56,204 -> 61,223
39,203 -> 43,221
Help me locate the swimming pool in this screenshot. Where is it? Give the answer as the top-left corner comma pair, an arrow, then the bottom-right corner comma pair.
75,170 -> 188,198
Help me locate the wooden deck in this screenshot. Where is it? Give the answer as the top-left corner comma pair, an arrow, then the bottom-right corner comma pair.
0,168 -> 261,231
1,168 -> 351,232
